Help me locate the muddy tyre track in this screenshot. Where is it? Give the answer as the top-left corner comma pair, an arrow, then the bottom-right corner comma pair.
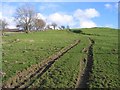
3,40 -> 80,89
76,38 -> 95,88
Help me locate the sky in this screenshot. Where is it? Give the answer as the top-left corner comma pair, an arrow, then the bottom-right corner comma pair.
0,2 -> 119,29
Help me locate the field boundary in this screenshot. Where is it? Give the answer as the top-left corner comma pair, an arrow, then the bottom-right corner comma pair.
3,40 -> 80,89
75,37 -> 95,88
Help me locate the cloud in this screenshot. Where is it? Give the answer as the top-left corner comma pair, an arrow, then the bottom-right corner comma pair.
0,10 -> 16,29
74,8 -> 99,20
36,13 -> 46,20
80,20 -> 97,28
105,4 -> 112,9
84,8 -> 100,18
1,4 -> 17,29
41,8 -> 100,28
4,8 -> 100,28
74,8 -> 100,28
47,13 -> 74,26
104,3 -> 118,15
1,2 -> 100,29
105,3 -> 118,10
2,16 -> 16,29
36,12 -> 77,28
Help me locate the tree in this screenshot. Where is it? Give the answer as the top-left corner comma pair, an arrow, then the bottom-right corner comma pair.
0,19 -> 8,30
61,26 -> 65,30
67,25 -> 70,31
0,19 -> 8,35
45,24 -> 52,30
14,4 -> 36,33
46,25 -> 50,30
51,23 -> 57,30
33,19 -> 46,31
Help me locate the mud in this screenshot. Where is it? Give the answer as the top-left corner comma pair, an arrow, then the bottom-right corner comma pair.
3,40 -> 80,89
75,38 -> 95,88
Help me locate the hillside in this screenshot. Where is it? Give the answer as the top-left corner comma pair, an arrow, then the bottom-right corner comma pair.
2,28 -> 119,88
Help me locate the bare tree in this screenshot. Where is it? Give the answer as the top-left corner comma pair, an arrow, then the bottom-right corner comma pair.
33,19 -> 46,31
14,4 -> 36,33
51,23 -> 57,30
0,19 -> 8,35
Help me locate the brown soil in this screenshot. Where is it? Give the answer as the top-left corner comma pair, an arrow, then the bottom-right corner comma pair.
3,40 -> 80,89
75,38 -> 95,88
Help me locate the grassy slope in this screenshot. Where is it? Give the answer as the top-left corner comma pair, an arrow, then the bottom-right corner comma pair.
2,28 -> 119,88
29,35 -> 88,88
81,28 -> 119,88
29,28 -> 119,88
2,30 -> 79,82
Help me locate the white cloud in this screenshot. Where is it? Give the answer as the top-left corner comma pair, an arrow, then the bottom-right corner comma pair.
84,8 -> 100,18
0,11 -> 16,29
74,8 -> 100,20
105,3 -> 118,9
1,3 -> 100,29
34,12 -> 78,28
1,4 -> 17,28
80,20 -> 97,28
0,4 -> 16,29
74,8 -> 99,28
47,8 -> 100,28
4,8 -> 100,29
2,16 -> 16,29
36,12 -> 77,28
74,9 -> 85,20
36,13 -> 46,20
105,4 -> 112,9
48,13 -> 74,26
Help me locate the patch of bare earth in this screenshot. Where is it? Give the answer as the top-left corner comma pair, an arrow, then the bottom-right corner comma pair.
75,37 -> 95,88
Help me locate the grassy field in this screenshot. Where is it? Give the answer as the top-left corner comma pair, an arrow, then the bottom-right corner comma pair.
2,28 -> 119,88
29,36 -> 88,88
2,30 -> 79,82
82,28 -> 119,88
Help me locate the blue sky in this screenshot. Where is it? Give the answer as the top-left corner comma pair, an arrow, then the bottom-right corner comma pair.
0,2 -> 118,28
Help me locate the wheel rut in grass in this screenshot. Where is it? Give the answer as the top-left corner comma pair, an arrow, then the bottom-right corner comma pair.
3,40 -> 80,89
76,37 -> 95,88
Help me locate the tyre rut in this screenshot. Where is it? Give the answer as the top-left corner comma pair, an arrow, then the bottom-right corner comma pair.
3,40 -> 80,89
76,37 -> 95,88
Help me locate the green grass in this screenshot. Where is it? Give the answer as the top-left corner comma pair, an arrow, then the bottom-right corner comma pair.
81,28 -> 119,88
29,36 -> 88,88
2,30 -> 79,82
2,28 -> 119,88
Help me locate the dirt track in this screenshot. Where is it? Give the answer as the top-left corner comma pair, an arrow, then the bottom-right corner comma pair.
3,40 -> 80,89
75,38 -> 94,88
